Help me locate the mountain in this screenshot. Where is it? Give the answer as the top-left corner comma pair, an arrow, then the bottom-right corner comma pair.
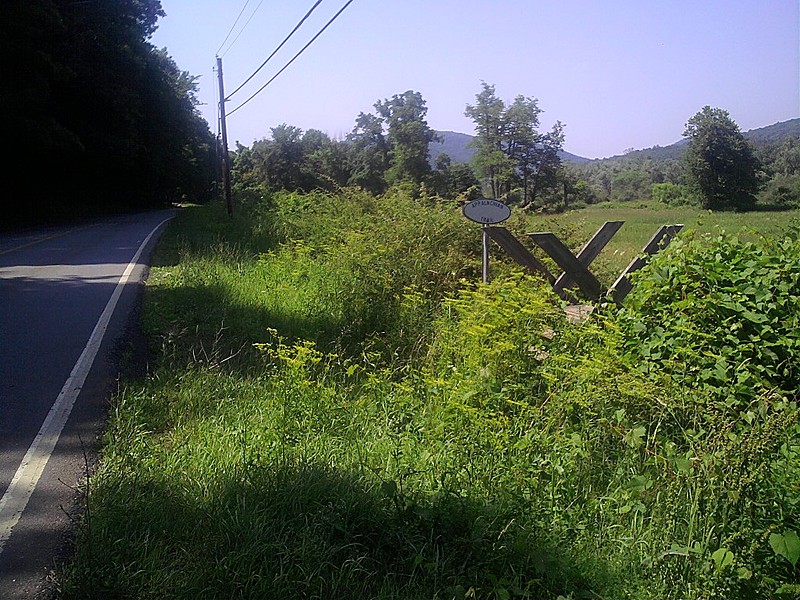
429,131 -> 476,164
743,118 -> 800,146
430,118 -> 800,167
429,131 -> 591,165
590,118 -> 800,163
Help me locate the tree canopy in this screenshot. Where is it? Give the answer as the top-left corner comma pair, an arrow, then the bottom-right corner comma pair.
465,83 -> 565,206
683,106 -> 760,211
232,90 -> 471,200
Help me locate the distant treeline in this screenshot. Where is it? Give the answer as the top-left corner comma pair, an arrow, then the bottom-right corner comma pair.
232,85 -> 567,207
233,81 -> 800,213
3,0 -> 216,228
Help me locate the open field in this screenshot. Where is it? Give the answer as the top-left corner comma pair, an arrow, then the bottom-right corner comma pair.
527,203 -> 800,284
58,193 -> 800,599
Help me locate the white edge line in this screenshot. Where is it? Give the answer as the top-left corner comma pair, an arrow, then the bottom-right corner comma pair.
0,216 -> 172,554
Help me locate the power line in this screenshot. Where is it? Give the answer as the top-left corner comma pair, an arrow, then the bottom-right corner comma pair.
220,0 -> 267,58
225,0 -> 324,101
226,0 -> 355,117
216,0 -> 251,56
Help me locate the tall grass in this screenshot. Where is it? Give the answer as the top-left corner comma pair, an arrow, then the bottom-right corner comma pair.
58,190 -> 800,599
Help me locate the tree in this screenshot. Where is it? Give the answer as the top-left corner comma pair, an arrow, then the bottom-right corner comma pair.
519,120 -> 565,206
464,83 -> 565,204
302,130 -> 351,189
375,90 -> 439,186
347,112 -> 390,194
2,0 -> 216,226
464,83 -> 514,198
345,91 -> 438,194
431,153 -> 480,199
683,106 -> 760,211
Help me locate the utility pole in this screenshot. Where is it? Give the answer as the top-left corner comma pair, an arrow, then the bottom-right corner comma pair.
216,56 -> 233,216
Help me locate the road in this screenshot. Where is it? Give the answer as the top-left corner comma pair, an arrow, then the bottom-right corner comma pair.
0,210 -> 173,598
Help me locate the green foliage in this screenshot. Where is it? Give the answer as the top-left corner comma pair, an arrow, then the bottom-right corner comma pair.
611,169 -> 652,202
683,106 -> 761,211
759,173 -> 800,209
616,227 -> 800,403
431,153 -> 481,200
572,154 -> 686,205
651,182 -> 699,207
465,82 -> 565,204
61,195 -> 800,599
375,90 -> 439,186
234,90 -> 443,198
3,0 -> 215,227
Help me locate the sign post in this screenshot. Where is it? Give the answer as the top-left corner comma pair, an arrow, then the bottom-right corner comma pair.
482,224 -> 490,283
461,199 -> 511,283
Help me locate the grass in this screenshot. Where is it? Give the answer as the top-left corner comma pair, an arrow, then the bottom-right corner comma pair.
57,192 -> 800,599
524,202 -> 800,285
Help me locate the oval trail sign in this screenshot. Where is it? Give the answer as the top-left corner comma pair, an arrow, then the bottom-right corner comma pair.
462,199 -> 511,224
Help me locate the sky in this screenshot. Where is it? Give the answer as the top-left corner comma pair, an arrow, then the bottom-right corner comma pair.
150,0 -> 800,159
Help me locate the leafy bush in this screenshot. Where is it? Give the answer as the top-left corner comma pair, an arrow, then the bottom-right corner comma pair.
616,227 -> 800,404
651,182 -> 700,207
611,227 -> 800,597
759,173 -> 800,209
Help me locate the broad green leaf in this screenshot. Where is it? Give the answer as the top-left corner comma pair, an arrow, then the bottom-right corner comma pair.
674,457 -> 692,474
769,529 -> 800,566
711,547 -> 734,570
742,310 -> 768,323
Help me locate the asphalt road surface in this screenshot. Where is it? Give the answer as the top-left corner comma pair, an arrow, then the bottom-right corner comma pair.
0,210 -> 173,598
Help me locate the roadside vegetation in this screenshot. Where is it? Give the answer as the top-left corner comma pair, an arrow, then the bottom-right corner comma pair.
59,187 -> 800,599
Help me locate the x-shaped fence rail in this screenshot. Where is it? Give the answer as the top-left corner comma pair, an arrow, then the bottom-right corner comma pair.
486,221 -> 683,304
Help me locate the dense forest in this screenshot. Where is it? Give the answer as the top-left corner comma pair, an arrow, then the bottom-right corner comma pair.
3,0 -> 216,228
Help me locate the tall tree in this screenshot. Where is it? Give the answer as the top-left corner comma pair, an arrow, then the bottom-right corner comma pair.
347,112 -> 390,194
375,90 -> 439,186
2,0 -> 216,227
683,106 -> 760,210
519,121 -> 565,207
465,83 -> 565,204
464,83 -> 513,198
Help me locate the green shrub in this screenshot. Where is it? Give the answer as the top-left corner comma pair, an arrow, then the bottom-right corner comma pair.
652,182 -> 700,207
759,173 -> 800,209
616,227 -> 800,404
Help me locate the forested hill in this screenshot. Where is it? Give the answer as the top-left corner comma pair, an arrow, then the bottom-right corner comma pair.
431,118 -> 800,165
595,117 -> 800,162
4,0 -> 216,229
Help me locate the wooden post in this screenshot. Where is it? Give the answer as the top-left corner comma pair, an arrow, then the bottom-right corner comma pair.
610,224 -> 683,303
528,232 -> 604,299
216,57 -> 233,216
485,227 -> 555,284
552,221 -> 623,294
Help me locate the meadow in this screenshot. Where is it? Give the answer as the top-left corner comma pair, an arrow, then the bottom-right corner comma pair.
58,190 -> 800,599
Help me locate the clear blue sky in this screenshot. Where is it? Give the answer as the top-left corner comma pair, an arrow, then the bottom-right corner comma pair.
151,0 -> 800,159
